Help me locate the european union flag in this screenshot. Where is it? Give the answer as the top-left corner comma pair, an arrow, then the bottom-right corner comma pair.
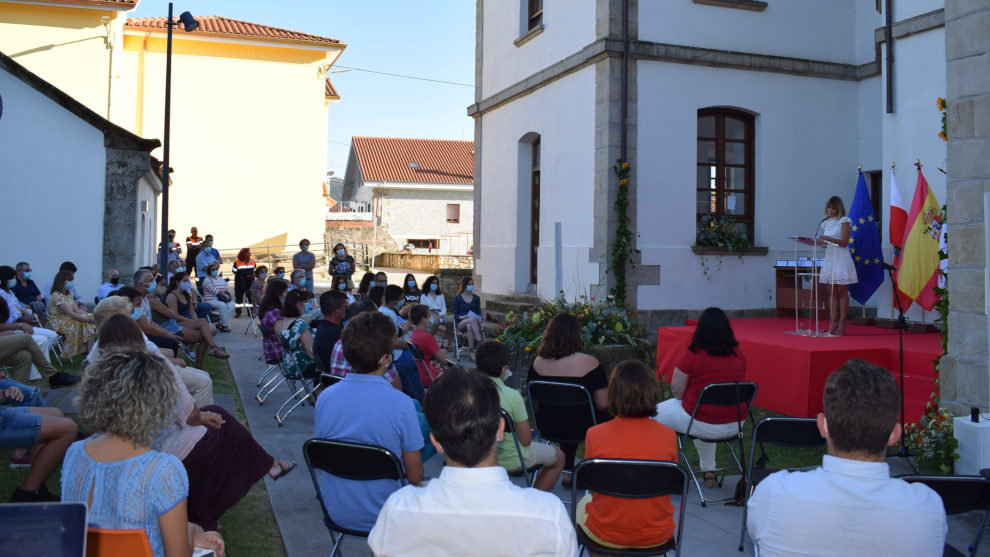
848,171 -> 885,304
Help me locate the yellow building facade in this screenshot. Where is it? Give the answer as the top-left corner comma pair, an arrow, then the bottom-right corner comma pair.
1,1 -> 345,255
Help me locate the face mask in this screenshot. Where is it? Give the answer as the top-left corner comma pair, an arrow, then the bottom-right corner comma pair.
110,277 -> 119,285
180,282 -> 193,292
204,241 -> 213,248
277,272 -> 285,279
337,283 -> 347,290
131,307 -> 144,320
280,296 -> 287,304
376,281 -> 387,288
396,299 -> 405,309
64,281 -> 75,290
304,302 -> 312,312
176,267 -> 185,273
23,271 -> 31,280
154,286 -> 166,297
336,249 -> 346,257
6,278 -> 15,289
466,285 -> 474,293
430,283 -> 438,292
407,280 -> 416,288
210,270 -> 219,277
301,245 -> 309,252
259,273 -> 268,280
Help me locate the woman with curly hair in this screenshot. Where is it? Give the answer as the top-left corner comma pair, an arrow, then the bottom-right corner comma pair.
62,348 -> 226,557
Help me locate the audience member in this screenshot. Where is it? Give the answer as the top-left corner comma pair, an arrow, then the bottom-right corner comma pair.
43,261 -> 86,309
250,265 -> 268,311
292,238 -> 316,293
185,226 -> 204,277
125,271 -> 182,352
747,359 -> 947,555
0,266 -> 58,372
328,242 -> 356,288
273,290 -> 320,387
374,271 -> 388,288
368,367 -> 577,557
259,279 -> 289,363
232,248 -> 256,317
314,311 -> 425,532
331,275 -> 355,304
326,300 -> 402,390
62,349 -> 225,557
418,275 -> 445,334
165,258 -> 185,284
0,369 -> 45,409
475,340 -> 563,491
528,313 -> 610,485
355,271 -> 375,300
272,266 -> 286,280
201,263 -> 235,332
408,304 -> 447,388
12,261 -> 44,309
580,360 -> 678,552
368,285 -> 386,308
452,276 -> 483,352
0,298 -> 77,387
314,291 -> 347,370
379,285 -> 425,401
96,268 -> 120,301
47,269 -> 96,357
401,274 -> 420,306
162,273 -> 230,366
654,306 -> 746,486
195,234 -> 221,279
2,393 -> 77,501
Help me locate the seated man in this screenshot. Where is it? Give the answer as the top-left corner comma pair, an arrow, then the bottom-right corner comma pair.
12,262 -> 44,310
327,301 -> 402,390
313,290 -> 347,370
43,261 -> 86,310
475,340 -> 564,492
1,403 -> 77,502
96,269 -> 120,301
195,234 -> 221,280
0,298 -> 78,388
369,367 -> 577,557
747,359 -> 947,556
314,311 -> 424,533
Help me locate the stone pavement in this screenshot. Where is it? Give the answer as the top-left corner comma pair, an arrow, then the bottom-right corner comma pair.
221,313 -> 987,557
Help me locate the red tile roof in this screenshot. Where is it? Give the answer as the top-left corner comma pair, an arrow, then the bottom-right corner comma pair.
33,0 -> 137,7
125,16 -> 342,47
325,78 -> 339,99
352,137 -> 474,185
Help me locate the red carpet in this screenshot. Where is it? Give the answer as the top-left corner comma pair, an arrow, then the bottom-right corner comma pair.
655,318 -> 942,423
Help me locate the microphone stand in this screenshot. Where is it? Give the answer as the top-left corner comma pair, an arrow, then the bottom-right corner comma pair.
885,265 -> 913,465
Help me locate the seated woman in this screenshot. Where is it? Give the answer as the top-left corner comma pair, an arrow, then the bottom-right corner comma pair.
418,275 -> 445,335
331,275 -> 355,304
355,271 -> 375,301
400,274 -> 420,315
62,348 -> 225,557
90,314 -> 296,533
452,276 -> 483,353
258,280 -> 289,364
201,263 -> 235,332
654,306 -> 747,487
328,243 -> 356,288
367,285 -> 386,308
0,265 -> 59,379
528,313 -> 610,485
249,265 -> 268,313
162,273 -> 229,366
579,360 -> 678,553
273,290 -> 320,388
47,270 -> 96,357
271,266 -> 286,281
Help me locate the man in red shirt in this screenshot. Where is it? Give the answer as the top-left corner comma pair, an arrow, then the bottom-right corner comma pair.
408,304 -> 447,387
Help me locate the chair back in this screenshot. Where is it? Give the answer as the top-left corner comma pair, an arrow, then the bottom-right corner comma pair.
686,381 -> 758,438
499,408 -> 531,480
276,328 -> 305,380
572,458 -> 688,555
407,340 -> 442,387
303,438 -> 407,536
86,527 -> 154,557
751,416 -> 824,448
527,380 -> 597,444
900,474 -> 990,515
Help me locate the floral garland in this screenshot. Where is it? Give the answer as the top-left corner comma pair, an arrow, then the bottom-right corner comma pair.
937,97 -> 947,141
611,159 -> 639,306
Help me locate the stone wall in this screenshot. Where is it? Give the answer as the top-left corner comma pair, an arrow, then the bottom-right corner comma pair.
437,267 -> 475,311
941,0 -> 990,413
103,148 -> 151,284
373,253 -> 474,273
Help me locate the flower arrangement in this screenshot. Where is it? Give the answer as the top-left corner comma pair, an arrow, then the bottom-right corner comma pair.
904,395 -> 958,474
611,159 -> 639,306
937,97 -> 947,142
695,215 -> 751,252
496,294 -> 652,363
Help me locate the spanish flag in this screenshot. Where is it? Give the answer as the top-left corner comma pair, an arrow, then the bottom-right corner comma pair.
894,168 -> 943,311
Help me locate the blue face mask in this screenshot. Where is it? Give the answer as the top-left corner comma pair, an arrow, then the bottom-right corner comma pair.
466,285 -> 474,293
259,273 -> 268,280
6,278 -> 15,289
407,280 -> 416,288
277,272 -> 285,279
176,266 -> 185,273
376,281 -> 387,288
304,302 -> 313,312
301,245 -> 309,252
337,283 -> 347,290
179,282 -> 193,292
131,307 -> 144,320
64,281 -> 75,291
210,270 -> 219,277
23,271 -> 31,280
396,299 -> 405,309
430,283 -> 438,292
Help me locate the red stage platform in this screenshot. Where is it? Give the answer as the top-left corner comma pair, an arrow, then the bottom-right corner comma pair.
655,318 -> 942,423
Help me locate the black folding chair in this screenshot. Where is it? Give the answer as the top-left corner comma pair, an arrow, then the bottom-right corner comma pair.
254,322 -> 284,405
500,408 -> 543,487
738,416 -> 825,551
274,332 -> 317,426
303,438 -> 407,557
899,474 -> 990,557
679,381 -> 757,506
572,458 -> 688,557
526,380 -> 598,446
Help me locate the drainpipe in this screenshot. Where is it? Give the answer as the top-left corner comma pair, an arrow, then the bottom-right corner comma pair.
885,0 -> 893,113
620,0 -> 629,159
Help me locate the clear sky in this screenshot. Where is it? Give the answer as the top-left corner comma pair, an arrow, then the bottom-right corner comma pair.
130,0 -> 476,176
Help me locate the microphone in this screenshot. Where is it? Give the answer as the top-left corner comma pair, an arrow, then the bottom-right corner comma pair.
882,262 -> 898,272
813,216 -> 828,239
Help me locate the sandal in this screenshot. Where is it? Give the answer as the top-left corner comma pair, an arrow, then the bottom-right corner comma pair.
269,459 -> 296,481
209,347 -> 230,359
704,472 -> 718,489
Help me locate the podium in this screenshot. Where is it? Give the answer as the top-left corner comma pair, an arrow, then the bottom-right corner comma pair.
782,236 -> 838,337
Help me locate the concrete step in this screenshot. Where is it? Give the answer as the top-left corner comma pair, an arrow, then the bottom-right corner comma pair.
483,294 -> 540,317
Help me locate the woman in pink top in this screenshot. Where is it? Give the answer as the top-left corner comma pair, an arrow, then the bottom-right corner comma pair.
654,307 -> 746,486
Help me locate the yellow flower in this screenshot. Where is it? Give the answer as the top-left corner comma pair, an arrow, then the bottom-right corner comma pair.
938,130 -> 947,141
524,346 -> 532,352
621,162 -> 630,170
937,97 -> 946,111
619,179 -> 628,186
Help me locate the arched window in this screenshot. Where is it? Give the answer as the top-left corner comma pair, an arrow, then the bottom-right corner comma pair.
696,108 -> 755,241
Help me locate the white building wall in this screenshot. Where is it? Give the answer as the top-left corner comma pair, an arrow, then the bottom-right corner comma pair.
640,0 -> 859,64
0,69 -> 106,300
635,62 -> 860,311
481,0 -> 596,98
476,67 -> 597,300
381,188 -> 474,254
135,173 -> 160,268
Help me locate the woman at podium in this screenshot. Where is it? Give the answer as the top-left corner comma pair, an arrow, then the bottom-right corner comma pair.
819,196 -> 858,336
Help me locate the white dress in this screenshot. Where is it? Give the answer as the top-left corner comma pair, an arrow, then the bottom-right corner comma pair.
820,216 -> 858,285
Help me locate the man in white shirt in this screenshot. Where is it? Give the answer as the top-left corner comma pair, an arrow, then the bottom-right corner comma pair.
746,359 -> 947,557
368,367 -> 577,557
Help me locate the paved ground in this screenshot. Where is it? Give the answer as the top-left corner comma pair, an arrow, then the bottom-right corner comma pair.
220,311 -> 989,557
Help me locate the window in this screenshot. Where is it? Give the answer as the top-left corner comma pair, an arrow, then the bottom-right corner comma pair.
446,204 -> 461,223
409,239 -> 439,249
528,0 -> 543,31
696,108 -> 755,241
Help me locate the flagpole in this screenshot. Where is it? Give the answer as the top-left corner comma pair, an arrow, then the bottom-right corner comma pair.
890,162 -> 896,322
